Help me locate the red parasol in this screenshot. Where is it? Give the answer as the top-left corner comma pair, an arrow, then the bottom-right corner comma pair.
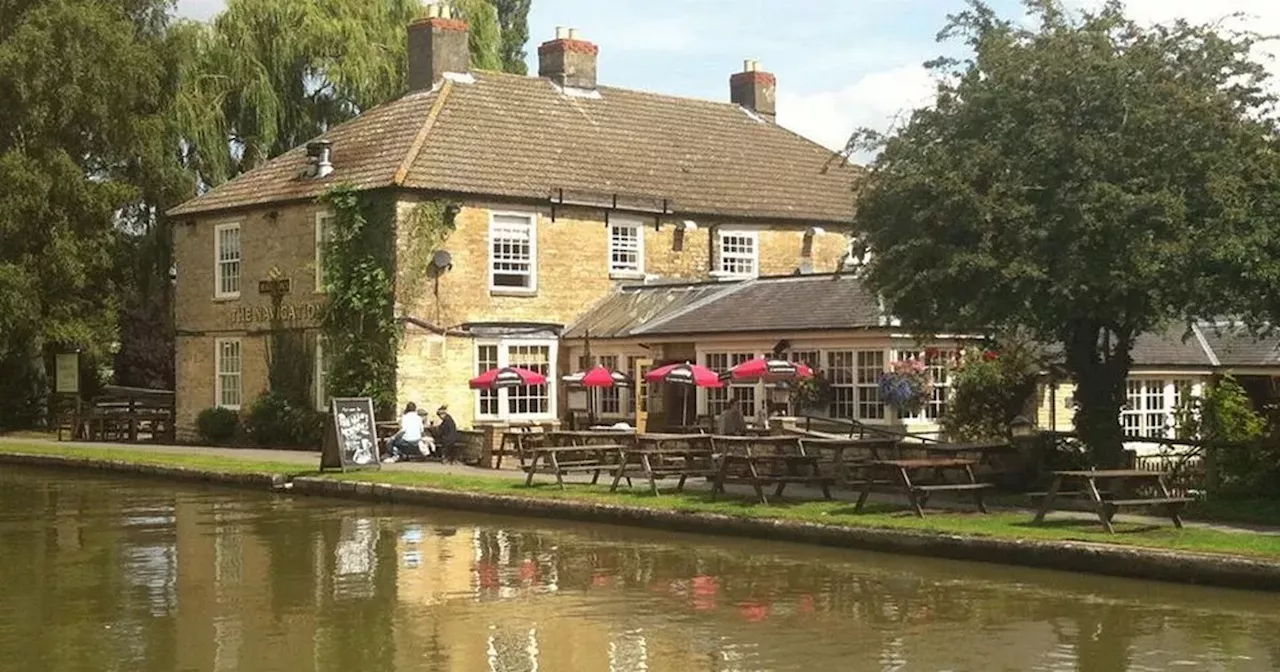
469,367 -> 547,390
719,357 -> 814,383
562,366 -> 632,388
644,362 -> 724,388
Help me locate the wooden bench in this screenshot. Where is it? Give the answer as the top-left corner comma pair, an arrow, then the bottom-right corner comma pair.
855,458 -> 993,517
611,435 -> 715,495
710,436 -> 834,504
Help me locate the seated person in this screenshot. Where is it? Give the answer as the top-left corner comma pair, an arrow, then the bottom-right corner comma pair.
430,405 -> 460,463
384,402 -> 425,462
717,398 -> 747,436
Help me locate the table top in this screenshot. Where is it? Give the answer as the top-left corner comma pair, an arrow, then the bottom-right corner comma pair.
1053,469 -> 1166,479
925,442 -> 1015,453
549,429 -> 634,437
636,433 -> 711,441
723,453 -> 820,462
709,435 -> 800,444
874,458 -> 977,469
531,444 -> 628,453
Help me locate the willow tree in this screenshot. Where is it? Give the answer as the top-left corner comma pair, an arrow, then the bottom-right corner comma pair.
850,0 -> 1280,467
178,0 -> 506,187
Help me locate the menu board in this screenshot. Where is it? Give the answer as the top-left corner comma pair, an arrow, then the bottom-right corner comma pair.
320,397 -> 381,472
55,353 -> 79,395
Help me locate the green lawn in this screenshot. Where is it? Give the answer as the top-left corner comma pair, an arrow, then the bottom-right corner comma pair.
3,440 -> 1280,560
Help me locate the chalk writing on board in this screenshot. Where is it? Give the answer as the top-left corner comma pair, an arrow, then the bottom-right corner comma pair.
336,403 -> 376,465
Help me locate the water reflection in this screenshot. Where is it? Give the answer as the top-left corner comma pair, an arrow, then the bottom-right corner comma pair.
0,467 -> 1277,672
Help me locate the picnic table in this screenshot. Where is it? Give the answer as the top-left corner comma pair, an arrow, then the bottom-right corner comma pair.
855,458 -> 992,517
1032,469 -> 1194,533
545,429 -> 635,447
494,428 -> 546,470
709,435 -> 833,505
610,434 -> 715,495
522,444 -> 628,489
798,437 -> 902,486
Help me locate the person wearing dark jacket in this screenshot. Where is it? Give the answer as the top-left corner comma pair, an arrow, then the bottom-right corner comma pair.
431,406 -> 460,463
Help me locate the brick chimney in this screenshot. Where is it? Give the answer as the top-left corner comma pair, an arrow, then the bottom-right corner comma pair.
407,3 -> 470,92
731,59 -> 776,122
538,27 -> 599,90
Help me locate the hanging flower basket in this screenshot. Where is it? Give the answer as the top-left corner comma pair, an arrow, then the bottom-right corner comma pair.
878,358 -> 934,416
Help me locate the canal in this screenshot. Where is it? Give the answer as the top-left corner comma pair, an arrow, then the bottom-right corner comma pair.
0,468 -> 1276,671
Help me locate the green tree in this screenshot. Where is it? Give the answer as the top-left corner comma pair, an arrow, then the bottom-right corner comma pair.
489,0 -> 531,75
0,0 -> 184,426
849,0 -> 1280,466
179,0 -> 506,186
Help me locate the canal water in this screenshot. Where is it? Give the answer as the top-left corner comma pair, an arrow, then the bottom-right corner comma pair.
0,468 -> 1277,672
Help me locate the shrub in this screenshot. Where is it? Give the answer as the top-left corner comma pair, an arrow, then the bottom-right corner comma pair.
196,407 -> 239,445
1176,375 -> 1271,496
242,391 -> 325,448
942,334 -> 1042,441
790,371 -> 833,414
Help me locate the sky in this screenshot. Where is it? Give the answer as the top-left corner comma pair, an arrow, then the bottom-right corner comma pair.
173,0 -> 1280,152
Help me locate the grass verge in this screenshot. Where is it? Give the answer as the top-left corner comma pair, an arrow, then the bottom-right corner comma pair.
3,440 -> 1279,560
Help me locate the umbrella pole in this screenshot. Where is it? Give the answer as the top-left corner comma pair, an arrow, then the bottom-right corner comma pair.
683,386 -> 689,427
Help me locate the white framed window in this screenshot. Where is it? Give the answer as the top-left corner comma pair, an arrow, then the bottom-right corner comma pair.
215,338 -> 242,409
474,339 -> 558,421
315,337 -> 330,411
702,351 -> 758,418
489,212 -> 537,293
1122,378 -> 1197,438
716,230 -> 758,278
315,212 -> 335,292
608,220 -> 644,277
825,350 -> 885,420
895,349 -> 956,421
215,223 -> 242,298
597,355 -> 621,415
856,351 -> 885,420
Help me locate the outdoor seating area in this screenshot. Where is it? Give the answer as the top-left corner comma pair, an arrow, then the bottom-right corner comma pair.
57,386 -> 175,444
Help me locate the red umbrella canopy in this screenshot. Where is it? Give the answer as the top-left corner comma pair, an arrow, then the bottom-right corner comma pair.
719,357 -> 815,383
562,366 -> 632,388
469,367 -> 548,390
644,362 -> 724,388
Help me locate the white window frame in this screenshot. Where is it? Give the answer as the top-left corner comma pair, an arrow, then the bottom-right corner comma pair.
314,336 -> 329,411
488,211 -> 538,294
608,218 -> 645,278
1122,377 -> 1199,439
699,351 -> 761,419
715,230 -> 759,279
214,222 -> 242,299
215,338 -> 243,410
473,338 -> 558,422
315,212 -> 335,293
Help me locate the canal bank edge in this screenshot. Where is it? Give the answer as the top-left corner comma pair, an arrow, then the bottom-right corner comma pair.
4,449 -> 1279,593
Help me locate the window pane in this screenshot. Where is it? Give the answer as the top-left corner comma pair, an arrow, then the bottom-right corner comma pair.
491,216 -> 534,290
477,345 -> 500,416
827,351 -> 855,419
217,340 -> 242,408
856,351 -> 885,420
507,345 -> 550,416
609,224 -> 641,273
718,233 -> 757,277
217,226 -> 241,295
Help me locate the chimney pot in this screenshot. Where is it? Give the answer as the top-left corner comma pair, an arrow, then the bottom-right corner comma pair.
730,60 -> 777,122
538,28 -> 599,90
407,12 -> 470,91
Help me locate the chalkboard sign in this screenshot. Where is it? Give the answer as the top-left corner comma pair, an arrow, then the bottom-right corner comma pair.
320,397 -> 382,472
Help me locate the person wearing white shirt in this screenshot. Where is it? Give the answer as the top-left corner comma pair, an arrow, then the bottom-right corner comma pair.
384,402 -> 426,462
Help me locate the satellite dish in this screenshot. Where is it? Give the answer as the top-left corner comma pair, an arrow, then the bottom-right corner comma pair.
431,249 -> 453,271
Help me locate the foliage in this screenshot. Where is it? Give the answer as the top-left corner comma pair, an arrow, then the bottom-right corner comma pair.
242,391 -> 324,448
177,0 -> 510,186
319,186 -> 399,415
490,0 -> 531,75
849,0 -> 1280,467
790,371 -> 834,414
196,406 -> 240,445
878,358 -> 933,416
265,320 -> 316,410
1176,375 -> 1273,496
943,336 -> 1042,441
113,290 -> 174,390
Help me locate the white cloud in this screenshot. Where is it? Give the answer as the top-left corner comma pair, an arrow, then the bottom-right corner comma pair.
776,64 -> 936,153
175,0 -> 224,21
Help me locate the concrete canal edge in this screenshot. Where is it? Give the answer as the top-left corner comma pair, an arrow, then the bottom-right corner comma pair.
4,450 -> 1279,592
286,477 -> 1280,593
0,451 -> 289,490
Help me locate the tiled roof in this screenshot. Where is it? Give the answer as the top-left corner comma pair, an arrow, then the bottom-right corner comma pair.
169,71 -> 860,222
1198,324 -> 1280,367
564,274 -> 883,340
1130,325 -> 1216,367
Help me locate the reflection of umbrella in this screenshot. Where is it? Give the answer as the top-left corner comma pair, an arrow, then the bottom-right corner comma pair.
644,362 -> 724,426
719,357 -> 813,383
469,367 -> 547,390
562,366 -> 632,388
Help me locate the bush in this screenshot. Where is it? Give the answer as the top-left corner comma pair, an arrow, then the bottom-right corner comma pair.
1177,375 -> 1272,496
242,391 -> 324,448
196,407 -> 239,445
942,334 -> 1042,441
